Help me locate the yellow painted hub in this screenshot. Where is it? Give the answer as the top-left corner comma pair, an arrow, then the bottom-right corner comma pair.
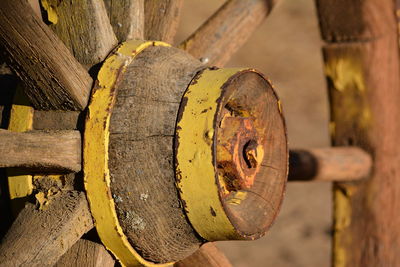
83,40 -> 172,267
175,68 -> 261,241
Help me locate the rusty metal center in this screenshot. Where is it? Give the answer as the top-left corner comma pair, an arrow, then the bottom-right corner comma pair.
216,103 -> 265,192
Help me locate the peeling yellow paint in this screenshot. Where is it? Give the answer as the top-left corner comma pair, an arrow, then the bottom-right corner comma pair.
175,68 -> 255,241
40,0 -> 58,24
325,58 -> 365,93
277,100 -> 282,114
7,87 -> 33,201
334,189 -> 352,231
33,174 -> 63,182
333,186 -> 353,267
84,40 -> 171,267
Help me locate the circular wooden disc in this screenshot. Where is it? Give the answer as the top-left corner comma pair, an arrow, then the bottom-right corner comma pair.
216,70 -> 287,239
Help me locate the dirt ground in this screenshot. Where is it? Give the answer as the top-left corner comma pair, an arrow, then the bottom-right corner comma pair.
176,1 -> 332,266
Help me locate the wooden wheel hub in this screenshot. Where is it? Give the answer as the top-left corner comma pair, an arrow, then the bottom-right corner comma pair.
82,40 -> 288,265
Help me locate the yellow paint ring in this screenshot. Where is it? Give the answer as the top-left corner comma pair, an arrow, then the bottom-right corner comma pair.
84,40 -> 172,267
175,68 -> 251,241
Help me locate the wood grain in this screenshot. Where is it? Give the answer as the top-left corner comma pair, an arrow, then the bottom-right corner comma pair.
144,0 -> 183,43
33,111 -> 81,130
28,0 -> 41,18
54,239 -> 114,267
104,0 -> 144,42
180,0 -> 278,66
0,129 -> 81,172
175,243 -> 232,267
316,0 -> 400,265
288,147 -> 372,182
315,0 -> 396,42
0,191 -> 93,267
213,71 -> 287,239
0,0 -> 92,110
42,0 -> 118,67
108,46 -> 204,263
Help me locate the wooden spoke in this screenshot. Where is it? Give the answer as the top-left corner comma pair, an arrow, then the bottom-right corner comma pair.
0,191 -> 93,266
144,0 -> 184,43
316,0 -> 400,265
288,147 -> 372,182
0,0 -> 92,111
40,0 -> 118,67
180,0 -> 278,67
54,239 -> 115,267
104,0 -> 144,42
28,0 -> 41,18
0,129 -> 81,172
33,111 -> 81,130
175,243 -> 232,267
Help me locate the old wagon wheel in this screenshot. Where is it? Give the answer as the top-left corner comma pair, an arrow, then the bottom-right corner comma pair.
0,0 -> 384,266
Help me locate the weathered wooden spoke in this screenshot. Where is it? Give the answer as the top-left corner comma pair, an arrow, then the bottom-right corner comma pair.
180,0 -> 278,66
104,0 -> 145,42
0,191 -> 93,266
174,243 -> 232,267
54,239 -> 115,267
40,0 -> 118,67
0,129 -> 81,172
0,0 -> 92,111
289,147 -> 371,182
144,0 -> 184,43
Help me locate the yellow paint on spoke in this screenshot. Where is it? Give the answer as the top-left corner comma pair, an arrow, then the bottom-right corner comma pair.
40,0 -> 59,24
7,87 -> 34,201
84,40 -> 171,267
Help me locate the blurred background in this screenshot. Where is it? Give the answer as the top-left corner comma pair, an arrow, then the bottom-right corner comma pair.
176,0 -> 332,266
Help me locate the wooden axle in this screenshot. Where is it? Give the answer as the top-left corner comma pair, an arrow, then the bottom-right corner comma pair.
1,126 -> 370,183
289,147 -> 372,182
0,129 -> 81,172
